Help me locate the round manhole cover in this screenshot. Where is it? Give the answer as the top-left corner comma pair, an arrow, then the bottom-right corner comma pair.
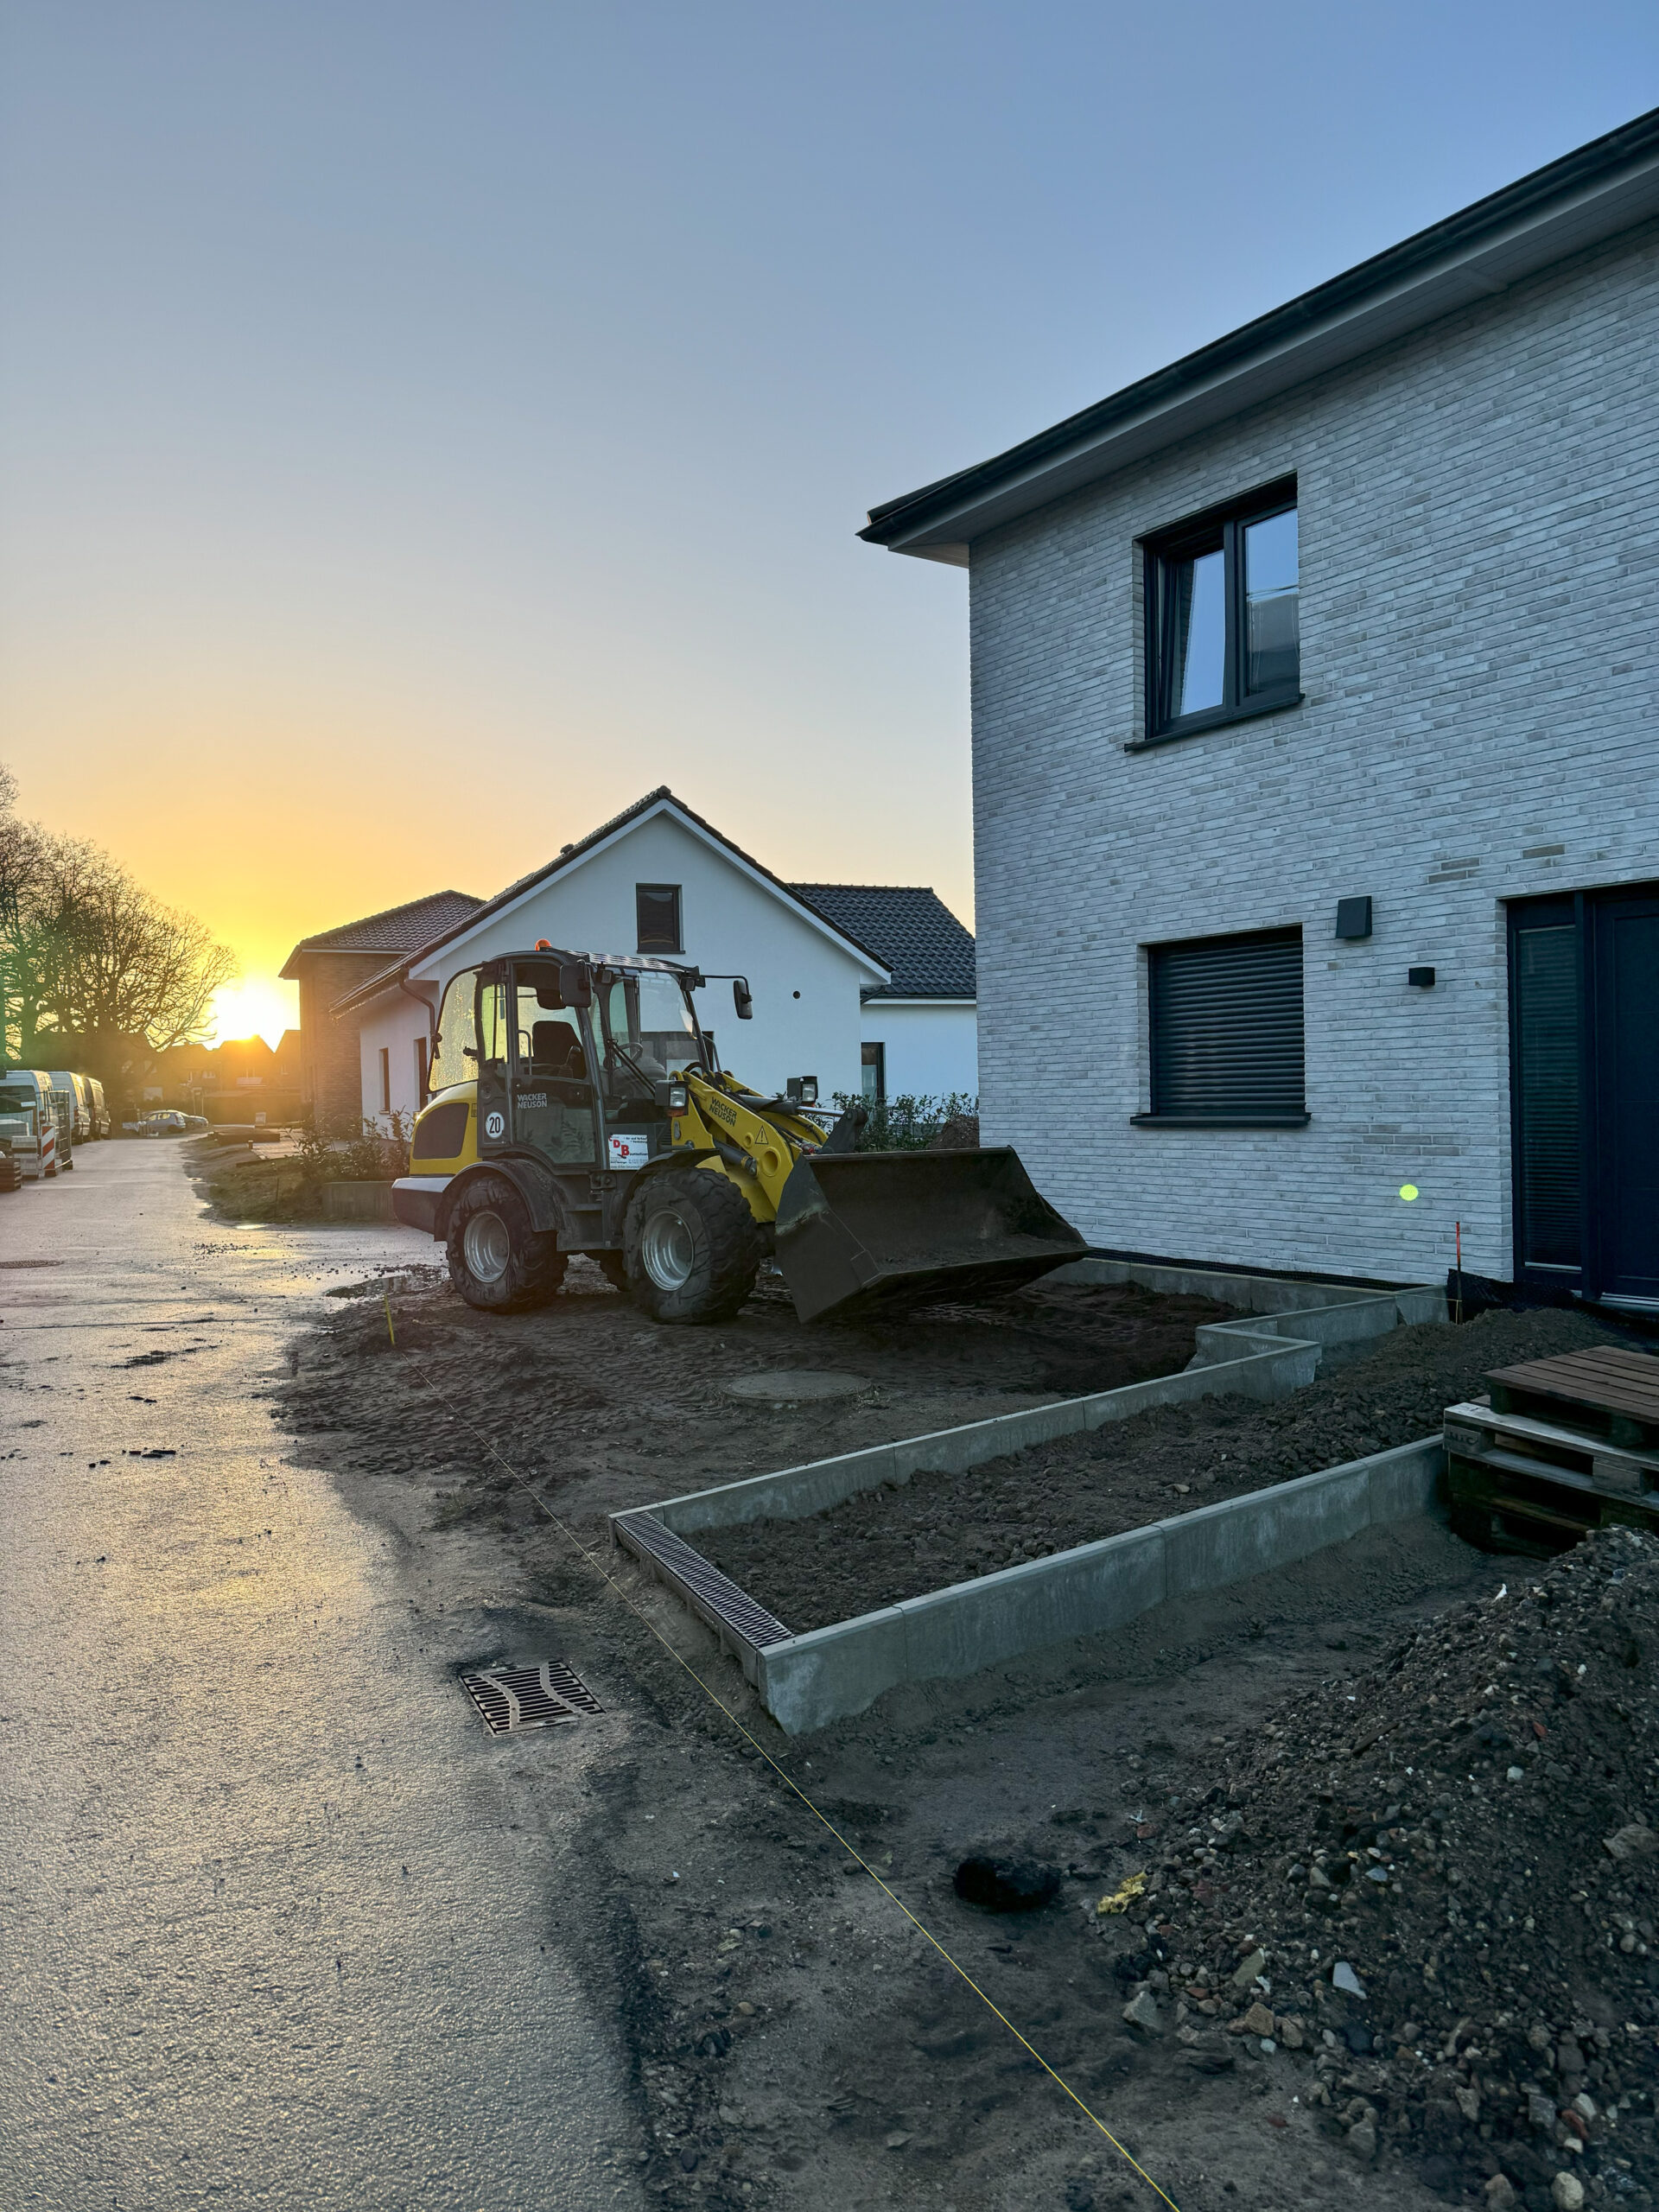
724,1370 -> 868,1404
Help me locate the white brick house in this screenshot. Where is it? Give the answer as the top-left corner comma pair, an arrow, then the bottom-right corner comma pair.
862,111 -> 1659,1306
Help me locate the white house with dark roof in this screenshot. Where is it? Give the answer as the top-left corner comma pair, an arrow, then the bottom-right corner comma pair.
787,884 -> 978,1104
861,108 -> 1659,1302
328,789 -> 977,1128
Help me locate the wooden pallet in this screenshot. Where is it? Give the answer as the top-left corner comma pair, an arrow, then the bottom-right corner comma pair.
1483,1344 -> 1659,1455
1445,1342 -> 1659,1554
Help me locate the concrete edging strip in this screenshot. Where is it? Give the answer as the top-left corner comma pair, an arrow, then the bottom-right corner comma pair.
609,1262 -> 1448,1733
642,1337 -> 1320,1539
750,1438 -> 1446,1735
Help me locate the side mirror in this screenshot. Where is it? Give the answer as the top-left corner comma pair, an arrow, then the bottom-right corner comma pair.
733,978 -> 753,1020
559,962 -> 593,1008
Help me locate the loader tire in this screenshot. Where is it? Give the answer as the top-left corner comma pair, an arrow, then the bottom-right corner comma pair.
446,1175 -> 567,1313
625,1169 -> 763,1325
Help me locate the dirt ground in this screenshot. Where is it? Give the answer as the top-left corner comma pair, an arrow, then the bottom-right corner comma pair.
698,1309 -> 1629,1633
267,1246 -> 1649,2212
283,1262 -> 1239,1538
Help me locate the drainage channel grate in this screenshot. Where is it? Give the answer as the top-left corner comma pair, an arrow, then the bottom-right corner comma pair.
613,1510 -> 791,1650
459,1662 -> 604,1736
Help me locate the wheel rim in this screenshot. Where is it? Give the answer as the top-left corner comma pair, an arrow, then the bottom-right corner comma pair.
640,1206 -> 696,1290
462,1209 -> 513,1284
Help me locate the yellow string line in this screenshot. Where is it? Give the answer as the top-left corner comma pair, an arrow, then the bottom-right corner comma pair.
410,1362 -> 1184,2212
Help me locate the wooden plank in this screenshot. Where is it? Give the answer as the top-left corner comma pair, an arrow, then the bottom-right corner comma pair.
1447,1449 -> 1659,1536
1484,1345 -> 1659,1421
1443,1400 -> 1659,1476
1484,1359 -> 1659,1413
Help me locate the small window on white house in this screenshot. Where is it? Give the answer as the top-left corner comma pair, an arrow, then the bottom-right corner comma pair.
415,1033 -> 429,1108
861,1042 -> 886,1103
378,1047 -> 391,1116
636,884 -> 683,954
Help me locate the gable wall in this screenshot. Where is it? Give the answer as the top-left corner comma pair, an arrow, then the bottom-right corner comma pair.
969,217 -> 1659,1282
355,812 -> 874,1123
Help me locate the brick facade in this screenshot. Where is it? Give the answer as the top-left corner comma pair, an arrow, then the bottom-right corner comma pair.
967,218 -> 1659,1286
291,950 -> 397,1133
282,889 -> 483,1136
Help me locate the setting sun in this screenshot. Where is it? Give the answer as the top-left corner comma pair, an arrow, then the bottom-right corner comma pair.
210,976 -> 298,1050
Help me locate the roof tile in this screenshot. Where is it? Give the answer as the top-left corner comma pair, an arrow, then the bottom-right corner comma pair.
281,890 -> 483,974
787,885 -> 975,999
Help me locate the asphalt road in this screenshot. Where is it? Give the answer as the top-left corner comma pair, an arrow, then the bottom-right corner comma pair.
0,1141 -> 639,2211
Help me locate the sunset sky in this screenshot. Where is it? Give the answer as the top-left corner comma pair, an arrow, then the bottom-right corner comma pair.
3,4 -> 1655,1047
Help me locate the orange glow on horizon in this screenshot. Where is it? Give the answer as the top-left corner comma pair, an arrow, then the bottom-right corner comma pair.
210,977 -> 298,1052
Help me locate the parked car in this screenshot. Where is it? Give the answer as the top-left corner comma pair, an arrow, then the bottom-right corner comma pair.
124,1109 -> 204,1137
0,1081 -> 58,1179
10,1071 -> 72,1169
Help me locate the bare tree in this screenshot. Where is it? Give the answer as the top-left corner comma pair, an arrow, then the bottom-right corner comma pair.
0,761 -> 237,1078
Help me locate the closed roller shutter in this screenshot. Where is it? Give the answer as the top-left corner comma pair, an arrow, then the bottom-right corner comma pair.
1147,928 -> 1305,1120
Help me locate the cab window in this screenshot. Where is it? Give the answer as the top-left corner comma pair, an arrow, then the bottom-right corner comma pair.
596,969 -> 703,1089
476,979 -> 507,1072
512,984 -> 588,1080
429,968 -> 480,1091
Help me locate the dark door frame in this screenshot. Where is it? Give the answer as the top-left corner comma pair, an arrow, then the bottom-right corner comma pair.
1508,880 -> 1659,1302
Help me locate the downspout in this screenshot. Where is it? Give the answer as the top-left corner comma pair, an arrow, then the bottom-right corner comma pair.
397,974 -> 439,1104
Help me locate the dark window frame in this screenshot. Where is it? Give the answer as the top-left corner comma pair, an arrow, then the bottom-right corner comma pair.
635,882 -> 683,955
1133,924 -> 1309,1128
1133,476 -> 1301,751
861,1039 -> 886,1104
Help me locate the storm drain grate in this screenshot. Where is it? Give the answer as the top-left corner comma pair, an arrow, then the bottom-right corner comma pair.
458,1662 -> 603,1735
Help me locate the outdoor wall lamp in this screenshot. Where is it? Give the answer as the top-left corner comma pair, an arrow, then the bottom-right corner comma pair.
1334,897 -> 1373,941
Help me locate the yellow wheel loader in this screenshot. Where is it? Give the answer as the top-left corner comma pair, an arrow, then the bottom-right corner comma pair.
393,949 -> 1084,1325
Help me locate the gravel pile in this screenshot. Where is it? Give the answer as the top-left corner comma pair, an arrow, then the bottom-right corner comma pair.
1114,1525 -> 1659,2209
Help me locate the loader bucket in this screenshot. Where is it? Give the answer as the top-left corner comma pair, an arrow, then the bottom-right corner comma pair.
773,1147 -> 1086,1325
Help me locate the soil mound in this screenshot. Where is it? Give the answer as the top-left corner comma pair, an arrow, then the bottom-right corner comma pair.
1141,1524 -> 1659,2206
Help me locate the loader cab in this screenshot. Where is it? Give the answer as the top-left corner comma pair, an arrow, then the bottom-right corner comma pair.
473,953 -> 707,1180
474,958 -> 599,1169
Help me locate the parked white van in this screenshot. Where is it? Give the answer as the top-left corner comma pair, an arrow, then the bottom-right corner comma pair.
10,1071 -> 71,1170
41,1071 -> 92,1144
0,1077 -> 59,1179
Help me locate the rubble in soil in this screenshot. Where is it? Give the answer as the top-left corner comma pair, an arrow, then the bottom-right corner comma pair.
700,1307 -> 1625,1632
1118,1524 -> 1659,2210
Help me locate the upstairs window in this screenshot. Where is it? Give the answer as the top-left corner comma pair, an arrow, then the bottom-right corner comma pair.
636,882 -> 683,954
1141,482 -> 1300,746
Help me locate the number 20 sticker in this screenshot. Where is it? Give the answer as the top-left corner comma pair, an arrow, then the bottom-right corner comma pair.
485,1110 -> 505,1138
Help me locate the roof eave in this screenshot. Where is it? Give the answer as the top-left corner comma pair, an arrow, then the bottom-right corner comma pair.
861,111 -> 1659,559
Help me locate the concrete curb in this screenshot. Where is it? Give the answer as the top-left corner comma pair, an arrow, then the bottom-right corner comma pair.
1051,1258 -> 1445,1376
609,1262 -> 1450,1734
641,1333 -> 1320,1540
744,1438 -> 1445,1734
